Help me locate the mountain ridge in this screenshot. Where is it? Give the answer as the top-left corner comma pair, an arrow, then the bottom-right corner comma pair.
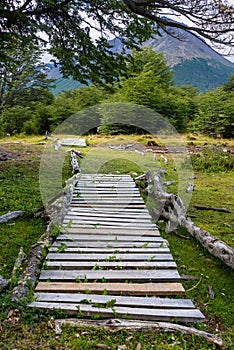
47,26 -> 234,93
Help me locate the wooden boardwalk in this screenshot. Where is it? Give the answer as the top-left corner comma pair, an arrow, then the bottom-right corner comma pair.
30,174 -> 204,323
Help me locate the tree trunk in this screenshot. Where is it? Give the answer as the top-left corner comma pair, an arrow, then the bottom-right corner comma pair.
54,319 -> 223,347
146,171 -> 234,269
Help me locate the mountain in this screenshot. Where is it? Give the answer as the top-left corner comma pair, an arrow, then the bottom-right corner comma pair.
109,28 -> 234,92
46,26 -> 234,94
45,64 -> 82,94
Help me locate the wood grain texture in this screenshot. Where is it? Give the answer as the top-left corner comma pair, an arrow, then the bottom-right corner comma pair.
39,269 -> 181,282
35,282 -> 185,295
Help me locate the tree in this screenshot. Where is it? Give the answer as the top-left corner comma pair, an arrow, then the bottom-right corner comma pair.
223,74 -> 234,92
124,48 -> 172,88
99,49 -> 190,133
1,1 -> 233,84
48,85 -> 109,131
0,40 -> 54,109
191,88 -> 234,138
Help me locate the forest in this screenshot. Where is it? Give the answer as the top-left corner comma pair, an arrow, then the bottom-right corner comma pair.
0,45 -> 234,139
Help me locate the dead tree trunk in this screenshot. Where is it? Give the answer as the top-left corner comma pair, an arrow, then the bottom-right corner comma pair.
11,223 -> 54,301
146,171 -> 234,269
0,210 -> 25,223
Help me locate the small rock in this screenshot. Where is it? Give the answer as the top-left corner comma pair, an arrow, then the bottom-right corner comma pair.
0,275 -> 9,290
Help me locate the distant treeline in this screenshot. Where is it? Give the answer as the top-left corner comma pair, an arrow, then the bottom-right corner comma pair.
0,48 -> 233,138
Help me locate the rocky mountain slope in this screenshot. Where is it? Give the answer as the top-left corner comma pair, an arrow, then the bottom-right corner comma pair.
47,26 -> 234,93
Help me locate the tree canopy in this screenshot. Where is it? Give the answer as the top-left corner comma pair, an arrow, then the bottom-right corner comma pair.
1,1 -> 234,84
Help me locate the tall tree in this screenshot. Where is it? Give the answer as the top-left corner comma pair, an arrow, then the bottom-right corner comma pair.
0,40 -> 54,109
1,1 -> 233,84
191,88 -> 234,138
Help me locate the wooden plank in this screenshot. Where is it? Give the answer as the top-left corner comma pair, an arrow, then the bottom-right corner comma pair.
46,253 -> 174,261
35,282 -> 185,295
57,234 -> 162,242
61,231 -> 160,237
71,199 -> 145,205
73,188 -> 140,198
79,175 -> 133,180
64,212 -> 151,220
77,184 -> 136,188
74,190 -> 140,194
33,292 -> 194,309
63,222 -> 153,228
52,242 -> 166,249
49,242 -> 169,254
39,269 -> 181,282
79,175 -> 133,179
28,302 -> 204,322
61,227 -> 160,236
46,261 -> 177,270
64,213 -> 151,221
70,204 -> 146,209
75,190 -> 137,194
49,247 -> 170,254
63,217 -> 152,224
52,242 -> 164,249
62,226 -> 155,231
68,208 -> 150,214
65,212 -> 151,220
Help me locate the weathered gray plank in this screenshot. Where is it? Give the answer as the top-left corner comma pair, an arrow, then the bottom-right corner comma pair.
49,247 -> 169,253
46,253 -> 174,261
64,213 -> 151,220
68,208 -> 149,214
74,192 -> 141,196
71,199 -> 145,205
49,242 -> 169,254
52,242 -> 163,248
77,183 -> 136,188
33,292 -> 194,309
46,261 -> 177,270
29,302 -> 204,322
63,221 -> 153,228
63,217 -> 152,224
65,212 -> 151,220
74,190 -> 140,195
35,282 -> 185,295
52,242 -> 166,249
57,234 -> 162,242
39,269 -> 181,282
61,227 -> 160,236
70,204 -> 146,209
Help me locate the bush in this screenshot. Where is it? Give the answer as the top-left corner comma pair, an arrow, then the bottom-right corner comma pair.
190,146 -> 234,172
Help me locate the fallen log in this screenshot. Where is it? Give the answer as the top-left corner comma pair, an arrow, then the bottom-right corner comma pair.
12,247 -> 25,277
193,205 -> 231,213
54,319 -> 223,347
11,223 -> 54,301
70,150 -> 82,174
0,208 -> 47,224
0,210 -> 25,224
11,174 -> 80,300
146,171 -> 234,269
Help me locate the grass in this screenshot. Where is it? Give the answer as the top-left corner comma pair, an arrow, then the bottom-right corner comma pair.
0,322 -> 220,349
0,134 -> 233,349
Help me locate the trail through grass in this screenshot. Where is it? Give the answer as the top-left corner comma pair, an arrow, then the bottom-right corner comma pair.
0,134 -> 233,349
